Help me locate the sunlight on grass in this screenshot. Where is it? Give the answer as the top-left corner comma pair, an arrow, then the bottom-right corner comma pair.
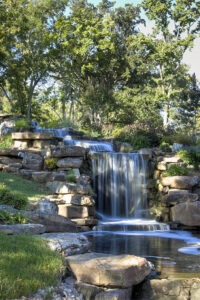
0,233 -> 64,299
0,173 -> 49,201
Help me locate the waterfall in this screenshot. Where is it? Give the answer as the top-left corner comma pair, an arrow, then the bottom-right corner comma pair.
92,152 -> 148,219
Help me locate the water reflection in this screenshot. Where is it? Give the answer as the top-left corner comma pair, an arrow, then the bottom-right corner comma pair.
86,231 -> 200,279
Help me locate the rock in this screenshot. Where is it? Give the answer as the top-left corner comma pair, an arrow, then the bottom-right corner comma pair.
2,165 -> 21,173
19,169 -> 35,179
75,282 -> 104,300
13,140 -> 30,149
41,232 -> 91,256
37,199 -> 58,214
133,278 -> 200,300
157,162 -> 167,171
0,148 -> 22,157
0,224 -> 45,235
22,152 -> 43,170
43,145 -> 86,158
32,171 -> 67,183
58,205 -> 95,219
0,156 -> 22,165
46,181 -> 91,195
56,157 -> 83,169
12,132 -> 54,140
0,119 -> 15,136
163,155 -> 183,163
171,201 -> 200,226
72,218 -> 98,226
25,212 -> 78,233
32,140 -> 55,149
138,148 -> 153,159
0,205 -> 19,213
60,194 -> 95,206
163,191 -> 199,204
66,253 -> 151,288
161,176 -> 199,189
95,288 -> 132,300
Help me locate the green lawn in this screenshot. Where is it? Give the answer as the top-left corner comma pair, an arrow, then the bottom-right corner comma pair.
0,172 -> 49,202
0,232 -> 64,299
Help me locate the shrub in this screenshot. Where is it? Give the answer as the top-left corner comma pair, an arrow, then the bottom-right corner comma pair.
0,183 -> 28,210
44,158 -> 58,170
66,170 -> 77,183
163,164 -> 190,177
178,149 -> 200,169
162,134 -> 193,146
15,118 -> 30,131
0,211 -> 28,224
0,134 -> 12,148
159,142 -> 172,153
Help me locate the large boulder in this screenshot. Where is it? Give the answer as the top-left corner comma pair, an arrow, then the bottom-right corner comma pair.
0,224 -> 45,235
25,212 -> 78,232
161,176 -> 199,189
46,181 -> 91,195
22,152 -> 43,170
163,190 -> 199,205
43,145 -> 86,158
41,232 -> 91,256
171,201 -> 200,226
66,253 -> 151,288
56,157 -> 83,169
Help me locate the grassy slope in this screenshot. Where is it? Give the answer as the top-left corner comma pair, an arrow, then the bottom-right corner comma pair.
0,232 -> 64,299
0,172 -> 49,201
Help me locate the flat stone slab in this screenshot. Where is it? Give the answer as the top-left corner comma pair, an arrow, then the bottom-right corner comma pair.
44,145 -> 86,158
161,176 -> 199,189
46,181 -> 91,195
0,224 -> 45,235
66,252 -> 151,288
41,232 -> 91,256
12,132 -> 54,140
171,201 -> 200,226
163,191 -> 199,204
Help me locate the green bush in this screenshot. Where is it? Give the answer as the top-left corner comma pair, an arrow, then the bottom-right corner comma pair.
66,170 -> 77,183
44,158 -> 58,170
15,118 -> 30,131
162,134 -> 193,146
0,183 -> 28,210
0,211 -> 28,224
163,164 -> 190,177
159,142 -> 172,153
178,149 -> 200,169
0,134 -> 12,148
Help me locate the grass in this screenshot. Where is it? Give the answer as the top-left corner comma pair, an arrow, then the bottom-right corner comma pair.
0,172 -> 49,202
0,232 -> 64,299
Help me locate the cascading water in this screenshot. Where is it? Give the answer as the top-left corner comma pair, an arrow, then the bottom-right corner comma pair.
92,152 -> 147,218
92,151 -> 169,232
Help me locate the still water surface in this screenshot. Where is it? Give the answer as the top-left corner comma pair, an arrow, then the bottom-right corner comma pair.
86,230 -> 200,279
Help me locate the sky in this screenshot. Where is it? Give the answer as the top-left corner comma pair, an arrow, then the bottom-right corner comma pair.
88,0 -> 200,80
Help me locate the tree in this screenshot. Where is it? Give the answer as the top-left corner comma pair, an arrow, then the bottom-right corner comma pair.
142,0 -> 200,129
0,0 -> 68,121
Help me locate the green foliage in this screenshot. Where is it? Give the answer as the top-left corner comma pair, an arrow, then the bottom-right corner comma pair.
111,125 -> 161,149
15,118 -> 30,131
0,210 -> 28,224
163,164 -> 190,177
66,170 -> 77,183
44,158 -> 58,170
159,142 -> 172,153
178,149 -> 200,169
0,232 -> 64,299
0,134 -> 12,148
162,134 -> 193,146
0,183 -> 28,210
0,173 -> 49,202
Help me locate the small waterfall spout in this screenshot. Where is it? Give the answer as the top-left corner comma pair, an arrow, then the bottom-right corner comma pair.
92,152 -> 148,219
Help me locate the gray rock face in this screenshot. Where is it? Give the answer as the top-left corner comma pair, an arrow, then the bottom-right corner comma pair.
44,145 -> 86,158
60,194 -> 95,206
46,181 -> 91,195
171,201 -> 200,226
163,191 -> 199,204
31,171 -> 66,183
56,157 -> 83,169
0,224 -> 45,235
161,176 -> 199,189
25,212 -> 78,233
133,278 -> 200,300
66,253 -> 151,288
22,152 -> 43,170
58,204 -> 95,219
41,232 -> 91,256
